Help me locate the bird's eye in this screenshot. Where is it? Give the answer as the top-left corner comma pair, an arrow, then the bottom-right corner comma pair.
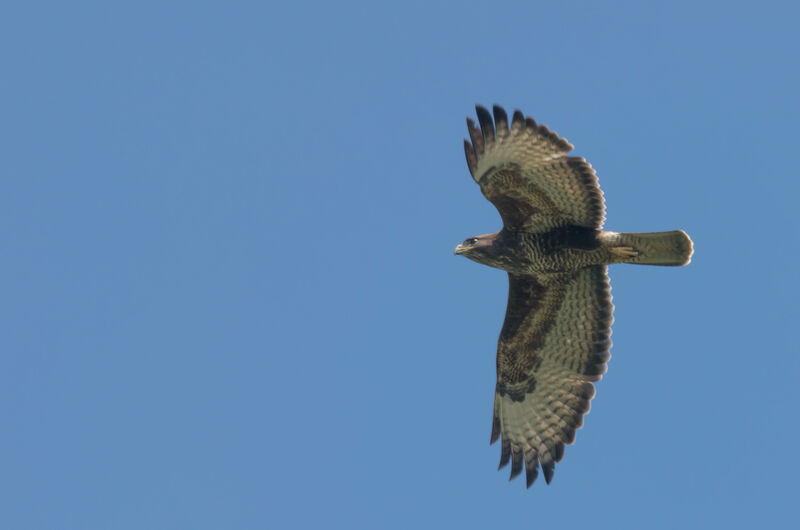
469,238 -> 478,245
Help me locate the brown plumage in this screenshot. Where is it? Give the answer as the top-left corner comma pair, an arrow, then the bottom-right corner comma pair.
455,105 -> 693,489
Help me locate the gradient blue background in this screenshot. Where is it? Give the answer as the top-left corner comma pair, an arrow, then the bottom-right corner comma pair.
2,1 -> 798,528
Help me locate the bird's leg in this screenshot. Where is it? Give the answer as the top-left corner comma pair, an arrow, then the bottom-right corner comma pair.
609,246 -> 638,260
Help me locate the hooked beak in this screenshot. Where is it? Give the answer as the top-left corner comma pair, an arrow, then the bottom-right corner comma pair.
454,244 -> 472,255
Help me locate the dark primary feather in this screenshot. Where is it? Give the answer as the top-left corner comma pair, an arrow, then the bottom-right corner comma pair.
499,438 -> 511,469
490,402 -> 501,444
476,105 -> 495,141
493,105 -> 508,136
511,109 -> 525,130
466,117 -> 484,156
509,444 -> 523,480
542,462 -> 555,485
463,139 -> 477,171
524,448 -> 539,488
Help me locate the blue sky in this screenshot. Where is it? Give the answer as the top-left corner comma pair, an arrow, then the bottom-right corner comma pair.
2,1 -> 799,528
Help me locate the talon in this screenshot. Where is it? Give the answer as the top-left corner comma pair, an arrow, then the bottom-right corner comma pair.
610,246 -> 638,259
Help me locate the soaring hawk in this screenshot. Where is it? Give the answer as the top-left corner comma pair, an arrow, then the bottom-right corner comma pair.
455,105 -> 693,489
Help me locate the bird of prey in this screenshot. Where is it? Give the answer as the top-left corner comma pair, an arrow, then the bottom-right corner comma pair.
455,105 -> 693,489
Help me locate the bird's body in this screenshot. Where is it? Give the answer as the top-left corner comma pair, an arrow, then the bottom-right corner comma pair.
462,227 -> 615,274
460,227 -> 690,274
455,105 -> 692,489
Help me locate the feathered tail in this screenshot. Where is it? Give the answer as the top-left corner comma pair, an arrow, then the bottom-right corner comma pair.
601,230 -> 693,266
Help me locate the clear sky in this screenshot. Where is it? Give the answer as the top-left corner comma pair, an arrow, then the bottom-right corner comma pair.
2,1 -> 799,529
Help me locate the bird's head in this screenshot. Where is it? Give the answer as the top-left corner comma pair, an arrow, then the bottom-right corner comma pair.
454,232 -> 501,266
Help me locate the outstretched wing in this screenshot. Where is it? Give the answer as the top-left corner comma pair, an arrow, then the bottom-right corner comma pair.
491,266 -> 613,487
464,105 -> 605,232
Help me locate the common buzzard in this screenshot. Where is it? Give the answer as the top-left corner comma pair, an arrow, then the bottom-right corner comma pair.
455,105 -> 693,488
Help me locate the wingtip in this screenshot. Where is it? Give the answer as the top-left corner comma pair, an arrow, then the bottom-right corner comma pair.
464,139 -> 477,173
525,470 -> 537,489
498,438 -> 511,470
475,105 -> 495,142
509,445 -> 523,480
490,416 -> 501,445
524,449 -> 539,488
542,462 -> 555,484
511,109 -> 525,132
466,116 -> 484,155
492,104 -> 508,135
